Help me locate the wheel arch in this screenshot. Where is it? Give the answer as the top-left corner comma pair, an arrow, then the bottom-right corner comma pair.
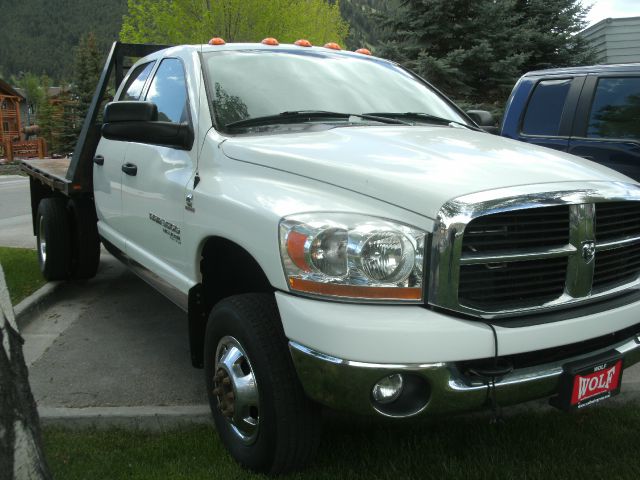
188,236 -> 276,368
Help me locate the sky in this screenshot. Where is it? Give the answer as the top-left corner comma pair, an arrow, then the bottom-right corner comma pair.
585,0 -> 640,26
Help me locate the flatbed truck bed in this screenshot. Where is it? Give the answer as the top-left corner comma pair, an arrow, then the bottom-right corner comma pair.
19,157 -> 71,192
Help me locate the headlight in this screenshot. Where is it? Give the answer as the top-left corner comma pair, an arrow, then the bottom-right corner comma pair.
279,213 -> 426,302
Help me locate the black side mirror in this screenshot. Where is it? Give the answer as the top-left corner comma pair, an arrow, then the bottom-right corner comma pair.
103,101 -> 158,123
466,110 -> 499,134
101,101 -> 193,150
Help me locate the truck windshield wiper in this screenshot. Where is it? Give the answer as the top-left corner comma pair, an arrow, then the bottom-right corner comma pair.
364,112 -> 482,131
224,110 -> 411,130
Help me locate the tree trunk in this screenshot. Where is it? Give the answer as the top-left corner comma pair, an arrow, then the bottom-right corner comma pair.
0,264 -> 51,480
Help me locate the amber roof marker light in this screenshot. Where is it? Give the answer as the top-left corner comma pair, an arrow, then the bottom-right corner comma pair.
208,37 -> 226,45
355,48 -> 372,56
262,37 -> 280,46
324,42 -> 342,50
295,39 -> 313,47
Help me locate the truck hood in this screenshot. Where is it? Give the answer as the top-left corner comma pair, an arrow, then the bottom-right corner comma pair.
221,125 -> 633,219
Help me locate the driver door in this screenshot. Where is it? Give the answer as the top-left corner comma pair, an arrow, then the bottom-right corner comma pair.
120,58 -> 197,285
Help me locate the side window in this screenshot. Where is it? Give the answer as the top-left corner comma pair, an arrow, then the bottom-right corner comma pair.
119,61 -> 155,101
522,79 -> 572,136
145,58 -> 189,124
587,77 -> 640,140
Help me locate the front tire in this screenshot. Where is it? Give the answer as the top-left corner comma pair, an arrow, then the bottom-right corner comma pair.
36,197 -> 70,280
204,294 -> 321,474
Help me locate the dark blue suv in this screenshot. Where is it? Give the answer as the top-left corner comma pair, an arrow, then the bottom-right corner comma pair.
501,64 -> 640,181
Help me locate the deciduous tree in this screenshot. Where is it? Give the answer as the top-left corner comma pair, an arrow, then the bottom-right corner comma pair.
120,0 -> 348,46
12,73 -> 46,126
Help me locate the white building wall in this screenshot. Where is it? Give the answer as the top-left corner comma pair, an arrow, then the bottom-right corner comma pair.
581,17 -> 640,64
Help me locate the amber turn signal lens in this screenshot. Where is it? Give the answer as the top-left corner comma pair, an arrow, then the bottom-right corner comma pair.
286,231 -> 311,272
295,39 -> 313,47
355,48 -> 372,55
289,278 -> 422,300
262,37 -> 280,46
324,42 -> 342,50
208,37 -> 226,45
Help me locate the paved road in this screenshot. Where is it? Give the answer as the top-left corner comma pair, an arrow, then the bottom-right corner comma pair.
0,175 -> 34,248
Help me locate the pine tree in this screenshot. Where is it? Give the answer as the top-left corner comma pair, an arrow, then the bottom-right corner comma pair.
73,33 -> 102,136
0,0 -> 128,82
515,0 -> 595,71
338,0 -> 401,50
56,92 -> 78,155
375,0 -> 595,108
36,76 -> 55,156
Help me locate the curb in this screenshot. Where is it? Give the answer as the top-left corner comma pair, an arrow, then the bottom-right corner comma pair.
14,280 -> 63,327
38,405 -> 212,430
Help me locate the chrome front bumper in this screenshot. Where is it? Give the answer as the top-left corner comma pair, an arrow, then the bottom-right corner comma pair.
289,331 -> 640,418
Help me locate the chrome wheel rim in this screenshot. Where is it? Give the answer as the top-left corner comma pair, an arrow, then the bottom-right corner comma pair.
38,215 -> 47,264
214,336 -> 260,445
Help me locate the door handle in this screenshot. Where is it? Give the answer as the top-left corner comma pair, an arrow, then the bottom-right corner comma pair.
122,163 -> 138,176
93,155 -> 104,165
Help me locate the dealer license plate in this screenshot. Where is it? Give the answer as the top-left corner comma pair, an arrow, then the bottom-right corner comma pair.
550,351 -> 623,411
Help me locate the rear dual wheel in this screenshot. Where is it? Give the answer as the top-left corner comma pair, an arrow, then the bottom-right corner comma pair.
205,293 -> 322,474
36,197 -> 100,280
36,198 -> 70,280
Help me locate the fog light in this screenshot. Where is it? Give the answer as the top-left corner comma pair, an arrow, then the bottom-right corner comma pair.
372,374 -> 404,404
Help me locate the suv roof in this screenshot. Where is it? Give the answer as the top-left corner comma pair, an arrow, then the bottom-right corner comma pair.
523,63 -> 640,77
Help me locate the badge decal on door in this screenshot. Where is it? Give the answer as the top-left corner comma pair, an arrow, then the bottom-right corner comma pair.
149,212 -> 182,244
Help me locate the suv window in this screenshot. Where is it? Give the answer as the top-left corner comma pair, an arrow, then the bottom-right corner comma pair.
145,58 -> 189,123
522,78 -> 572,136
587,77 -> 640,140
120,61 -> 155,101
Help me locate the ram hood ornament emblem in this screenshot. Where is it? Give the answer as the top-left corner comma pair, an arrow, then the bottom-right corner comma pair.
581,240 -> 596,264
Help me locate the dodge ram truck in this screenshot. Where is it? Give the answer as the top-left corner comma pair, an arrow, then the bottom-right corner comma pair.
20,40 -> 640,474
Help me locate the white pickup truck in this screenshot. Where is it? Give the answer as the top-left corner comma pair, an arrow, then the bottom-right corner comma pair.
21,41 -> 640,474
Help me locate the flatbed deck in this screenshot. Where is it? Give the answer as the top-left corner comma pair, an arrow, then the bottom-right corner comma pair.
19,157 -> 72,192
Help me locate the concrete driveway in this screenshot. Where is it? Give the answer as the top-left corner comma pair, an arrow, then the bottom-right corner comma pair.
23,255 -> 205,408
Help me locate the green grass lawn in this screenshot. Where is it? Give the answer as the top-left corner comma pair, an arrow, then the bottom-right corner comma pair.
0,246 -> 45,305
44,401 -> 640,480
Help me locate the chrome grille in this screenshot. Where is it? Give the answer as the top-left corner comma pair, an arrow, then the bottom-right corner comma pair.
459,205 -> 570,310
458,257 -> 567,309
463,205 -> 570,251
595,201 -> 640,241
593,201 -> 640,291
429,183 -> 640,319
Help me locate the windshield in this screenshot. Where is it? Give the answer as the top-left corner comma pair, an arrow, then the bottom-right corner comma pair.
202,50 -> 468,130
